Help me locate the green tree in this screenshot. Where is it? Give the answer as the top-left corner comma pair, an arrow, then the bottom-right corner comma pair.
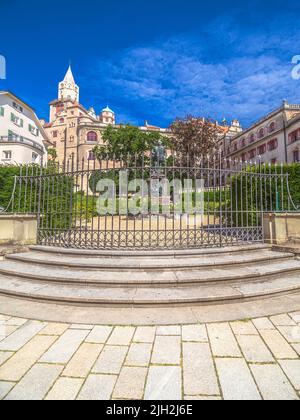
169,116 -> 222,166
92,125 -> 170,166
47,147 -> 58,161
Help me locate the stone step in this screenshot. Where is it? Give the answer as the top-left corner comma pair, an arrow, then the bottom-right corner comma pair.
6,249 -> 294,271
0,273 -> 299,306
0,258 -> 299,287
29,244 -> 270,259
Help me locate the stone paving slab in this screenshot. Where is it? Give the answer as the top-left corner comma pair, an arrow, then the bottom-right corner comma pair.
278,360 -> 300,390
45,377 -> 84,400
259,330 -> 298,359
0,321 -> 45,351
236,335 -> 275,363
39,323 -> 70,336
151,336 -> 181,365
125,343 -> 152,367
39,329 -> 90,364
62,343 -> 103,378
183,342 -> 219,396
5,363 -> 63,400
230,321 -> 258,336
215,358 -> 261,400
85,326 -> 113,344
0,351 -> 13,366
133,327 -> 156,343
0,311 -> 300,400
182,325 -> 208,342
113,367 -> 148,400
250,364 -> 299,400
0,381 -> 15,400
92,346 -> 128,375
207,323 -> 241,357
77,374 -> 117,400
144,366 -> 182,400
270,314 -> 296,326
0,335 -> 57,381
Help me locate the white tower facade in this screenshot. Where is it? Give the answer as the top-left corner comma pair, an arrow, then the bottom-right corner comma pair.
58,65 -> 79,102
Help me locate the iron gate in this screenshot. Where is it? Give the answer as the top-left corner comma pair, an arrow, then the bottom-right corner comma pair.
7,155 -> 297,250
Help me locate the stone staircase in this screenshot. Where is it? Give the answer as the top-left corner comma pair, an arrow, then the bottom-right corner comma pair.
0,244 -> 299,306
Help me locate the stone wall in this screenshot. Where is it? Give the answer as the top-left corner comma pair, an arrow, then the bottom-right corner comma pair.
263,213 -> 300,244
0,214 -> 37,245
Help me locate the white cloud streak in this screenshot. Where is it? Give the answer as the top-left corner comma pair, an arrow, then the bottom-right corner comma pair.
85,19 -> 300,128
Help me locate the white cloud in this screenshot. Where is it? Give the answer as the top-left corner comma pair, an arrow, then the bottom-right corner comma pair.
85,21 -> 300,128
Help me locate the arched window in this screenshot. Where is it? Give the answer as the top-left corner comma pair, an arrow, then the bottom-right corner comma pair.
88,150 -> 96,161
269,122 -> 276,133
87,131 -> 98,142
249,134 -> 255,144
59,118 -> 64,123
258,128 -> 265,139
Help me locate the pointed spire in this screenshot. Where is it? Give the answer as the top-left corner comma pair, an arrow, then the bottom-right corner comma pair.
63,65 -> 75,85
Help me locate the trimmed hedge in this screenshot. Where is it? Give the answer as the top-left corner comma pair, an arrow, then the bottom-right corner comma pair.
0,164 -> 74,229
230,163 -> 300,226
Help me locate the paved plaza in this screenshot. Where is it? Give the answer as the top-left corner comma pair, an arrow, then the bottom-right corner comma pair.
0,311 -> 300,400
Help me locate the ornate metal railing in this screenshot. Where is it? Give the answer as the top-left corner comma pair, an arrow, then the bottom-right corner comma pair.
4,155 -> 298,250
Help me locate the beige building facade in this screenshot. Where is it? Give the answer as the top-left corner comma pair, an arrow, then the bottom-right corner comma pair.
223,101 -> 300,165
0,91 -> 49,165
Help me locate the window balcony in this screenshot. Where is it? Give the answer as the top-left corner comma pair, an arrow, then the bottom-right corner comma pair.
289,136 -> 300,145
0,135 -> 44,153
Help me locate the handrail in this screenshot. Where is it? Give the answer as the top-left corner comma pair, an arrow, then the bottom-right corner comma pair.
0,136 -> 44,153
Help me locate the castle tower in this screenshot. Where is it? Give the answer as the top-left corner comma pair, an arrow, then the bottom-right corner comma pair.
100,106 -> 115,125
58,65 -> 79,103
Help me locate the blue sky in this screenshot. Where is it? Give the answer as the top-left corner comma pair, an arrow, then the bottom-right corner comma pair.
1,0 -> 300,128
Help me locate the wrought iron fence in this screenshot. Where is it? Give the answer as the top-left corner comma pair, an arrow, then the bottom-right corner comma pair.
4,155 -> 297,250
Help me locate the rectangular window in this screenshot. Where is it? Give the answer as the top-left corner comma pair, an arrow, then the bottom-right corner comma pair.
249,149 -> 256,159
0,106 -> 4,117
268,139 -> 278,151
11,113 -> 24,127
13,101 -> 23,113
293,150 -> 299,163
2,150 -> 12,160
258,144 -> 266,155
28,124 -> 38,136
289,130 -> 299,144
32,152 -> 39,162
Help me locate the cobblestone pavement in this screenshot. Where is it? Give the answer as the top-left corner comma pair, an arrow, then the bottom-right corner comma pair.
0,312 -> 300,400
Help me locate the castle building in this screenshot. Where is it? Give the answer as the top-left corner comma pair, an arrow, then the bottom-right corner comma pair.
222,101 -> 300,165
43,66 -> 168,166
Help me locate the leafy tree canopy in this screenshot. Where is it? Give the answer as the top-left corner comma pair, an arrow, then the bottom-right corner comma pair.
92,125 -> 170,165
169,116 -> 223,165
